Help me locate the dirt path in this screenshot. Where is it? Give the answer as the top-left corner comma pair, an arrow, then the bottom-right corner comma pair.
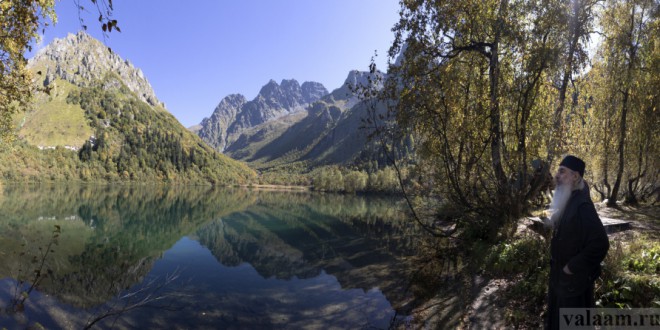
596,203 -> 660,239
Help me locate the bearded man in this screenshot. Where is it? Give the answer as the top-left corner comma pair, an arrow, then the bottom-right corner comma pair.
545,155 -> 610,330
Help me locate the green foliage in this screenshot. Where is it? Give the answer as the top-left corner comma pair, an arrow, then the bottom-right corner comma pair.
471,233 -> 550,328
343,170 -> 368,193
385,0 -> 583,241
1,0 -> 121,142
0,142 -> 80,182
309,165 -> 403,194
474,232 -> 660,327
253,161 -> 407,195
0,0 -> 56,141
565,0 -> 659,204
386,0 -> 659,244
485,235 -> 549,277
0,78 -> 256,185
256,162 -> 313,186
625,244 -> 660,274
597,236 -> 660,308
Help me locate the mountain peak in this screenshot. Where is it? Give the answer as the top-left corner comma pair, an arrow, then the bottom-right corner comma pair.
343,70 -> 385,90
28,31 -> 164,108
197,78 -> 328,152
197,94 -> 248,151
301,81 -> 328,104
280,79 -> 300,89
257,79 -> 281,98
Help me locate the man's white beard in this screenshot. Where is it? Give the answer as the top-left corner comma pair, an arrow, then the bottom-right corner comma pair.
548,183 -> 572,227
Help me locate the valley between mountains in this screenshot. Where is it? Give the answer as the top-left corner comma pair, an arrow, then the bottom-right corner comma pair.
2,32 -> 407,192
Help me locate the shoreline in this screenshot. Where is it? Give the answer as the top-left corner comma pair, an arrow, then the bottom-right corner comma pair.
240,184 -> 311,191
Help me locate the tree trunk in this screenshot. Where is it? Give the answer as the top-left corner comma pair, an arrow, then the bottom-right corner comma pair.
625,141 -> 646,204
608,89 -> 628,206
547,0 -> 584,164
601,114 -> 612,200
608,6 -> 638,207
489,0 -> 508,205
481,0 -> 511,242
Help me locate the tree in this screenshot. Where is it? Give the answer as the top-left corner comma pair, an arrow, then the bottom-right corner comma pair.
546,0 -> 599,163
386,0 -> 572,240
0,0 -> 55,141
577,0 -> 658,206
0,0 -> 118,141
604,0 -> 656,206
344,170 -> 367,194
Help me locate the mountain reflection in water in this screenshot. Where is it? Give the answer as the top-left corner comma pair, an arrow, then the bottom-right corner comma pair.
0,185 -> 433,329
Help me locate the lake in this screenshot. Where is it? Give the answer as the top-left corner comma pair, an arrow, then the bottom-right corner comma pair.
0,185 -> 433,329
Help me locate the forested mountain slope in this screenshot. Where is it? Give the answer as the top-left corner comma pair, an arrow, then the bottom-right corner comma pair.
1,32 -> 255,184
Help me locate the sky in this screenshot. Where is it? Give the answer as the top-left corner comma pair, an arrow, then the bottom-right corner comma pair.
28,0 -> 401,127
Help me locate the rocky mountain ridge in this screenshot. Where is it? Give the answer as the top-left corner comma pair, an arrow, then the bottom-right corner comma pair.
28,31 -> 163,108
200,69 -> 388,168
197,79 -> 328,152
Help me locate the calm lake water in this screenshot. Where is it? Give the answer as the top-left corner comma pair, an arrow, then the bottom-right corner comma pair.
0,185 -> 430,329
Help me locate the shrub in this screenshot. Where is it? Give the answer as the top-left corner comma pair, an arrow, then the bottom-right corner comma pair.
597,235 -> 660,308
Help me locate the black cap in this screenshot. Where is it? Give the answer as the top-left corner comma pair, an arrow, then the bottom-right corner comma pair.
559,155 -> 585,177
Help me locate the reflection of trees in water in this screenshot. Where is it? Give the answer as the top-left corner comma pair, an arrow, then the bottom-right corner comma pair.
0,185 -> 256,307
0,186 -> 464,325
194,191 -> 455,316
390,238 -> 467,328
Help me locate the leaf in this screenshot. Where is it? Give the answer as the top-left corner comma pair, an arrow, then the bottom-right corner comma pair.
102,23 -> 107,32
99,14 -> 103,22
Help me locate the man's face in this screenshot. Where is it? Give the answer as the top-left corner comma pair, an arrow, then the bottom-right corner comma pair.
555,166 -> 578,188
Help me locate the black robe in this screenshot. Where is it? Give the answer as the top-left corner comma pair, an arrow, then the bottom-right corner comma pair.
545,186 -> 610,330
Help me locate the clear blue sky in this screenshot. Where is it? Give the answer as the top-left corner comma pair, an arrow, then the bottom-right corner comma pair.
30,0 -> 401,127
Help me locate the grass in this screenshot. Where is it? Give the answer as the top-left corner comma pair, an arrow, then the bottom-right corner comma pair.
597,232 -> 660,308
15,79 -> 93,148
